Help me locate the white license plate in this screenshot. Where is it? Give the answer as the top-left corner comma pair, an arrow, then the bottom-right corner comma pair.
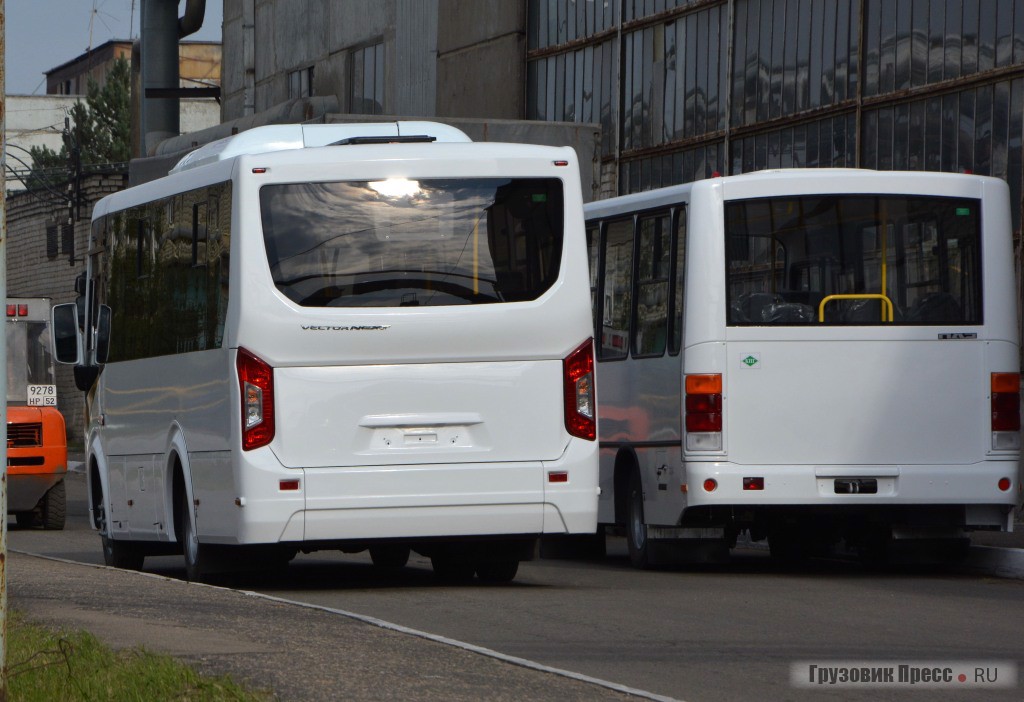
27,384 -> 57,407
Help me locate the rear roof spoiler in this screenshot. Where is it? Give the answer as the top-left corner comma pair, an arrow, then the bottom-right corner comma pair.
170,121 -> 471,174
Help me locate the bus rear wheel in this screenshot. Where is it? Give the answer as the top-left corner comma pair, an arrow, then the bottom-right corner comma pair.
102,534 -> 144,570
626,470 -> 652,569
179,489 -> 212,582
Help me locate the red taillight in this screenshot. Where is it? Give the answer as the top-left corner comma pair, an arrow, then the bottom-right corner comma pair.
685,374 -> 723,433
998,477 -> 1012,492
17,304 -> 28,316
237,347 -> 275,451
991,372 -> 1020,433
703,478 -> 718,492
564,339 -> 596,441
743,477 -> 764,491
6,304 -> 15,317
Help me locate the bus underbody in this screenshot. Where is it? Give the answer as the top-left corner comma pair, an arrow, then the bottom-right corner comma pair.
659,502 -> 1015,563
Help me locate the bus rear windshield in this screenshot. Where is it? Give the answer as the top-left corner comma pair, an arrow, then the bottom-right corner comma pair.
725,194 -> 982,326
260,178 -> 564,307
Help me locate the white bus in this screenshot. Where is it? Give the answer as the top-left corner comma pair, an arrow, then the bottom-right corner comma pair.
585,169 -> 1020,567
53,121 -> 598,582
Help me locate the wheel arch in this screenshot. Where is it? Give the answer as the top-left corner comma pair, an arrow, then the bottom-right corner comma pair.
86,432 -> 110,532
164,423 -> 192,544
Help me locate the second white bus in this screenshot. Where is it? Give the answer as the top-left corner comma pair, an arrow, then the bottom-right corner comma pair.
53,121 -> 598,582
585,169 -> 1020,566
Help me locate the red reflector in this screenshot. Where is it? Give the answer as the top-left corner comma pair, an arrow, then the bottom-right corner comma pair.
5,305 -> 15,317
279,479 -> 300,491
743,477 -> 764,491
553,160 -> 569,167
703,478 -> 717,492
17,304 -> 28,316
998,478 -> 1012,492
252,167 -> 268,174
548,471 -> 568,483
686,412 -> 722,432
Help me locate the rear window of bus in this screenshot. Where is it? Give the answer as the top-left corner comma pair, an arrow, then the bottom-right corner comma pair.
260,178 -> 564,307
725,194 -> 982,326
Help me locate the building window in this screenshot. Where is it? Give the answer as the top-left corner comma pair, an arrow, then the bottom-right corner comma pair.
46,224 -> 59,259
350,41 -> 385,115
287,66 -> 314,99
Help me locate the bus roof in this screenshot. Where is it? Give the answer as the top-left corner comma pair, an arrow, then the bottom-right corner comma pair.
170,121 -> 472,174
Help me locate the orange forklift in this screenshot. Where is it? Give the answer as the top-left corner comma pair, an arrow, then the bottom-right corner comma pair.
6,297 -> 67,529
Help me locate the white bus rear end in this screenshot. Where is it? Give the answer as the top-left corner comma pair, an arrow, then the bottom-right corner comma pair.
587,169 -> 1020,566
57,123 -> 598,581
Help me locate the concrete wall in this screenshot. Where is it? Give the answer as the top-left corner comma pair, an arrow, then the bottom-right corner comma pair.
223,0 -> 489,122
435,1 -> 526,119
5,95 -> 79,191
6,174 -> 128,447
223,0 -> 392,118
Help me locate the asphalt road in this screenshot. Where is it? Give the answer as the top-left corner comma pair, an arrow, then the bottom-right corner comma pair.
9,471 -> 1024,702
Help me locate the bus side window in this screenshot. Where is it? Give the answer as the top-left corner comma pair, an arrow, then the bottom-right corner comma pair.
670,206 -> 686,355
586,223 -> 600,335
600,218 -> 634,360
633,212 -> 671,357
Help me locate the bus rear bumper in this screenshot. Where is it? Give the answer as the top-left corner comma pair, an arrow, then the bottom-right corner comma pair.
676,462 -> 1019,537
685,461 -> 1020,508
226,442 -> 599,544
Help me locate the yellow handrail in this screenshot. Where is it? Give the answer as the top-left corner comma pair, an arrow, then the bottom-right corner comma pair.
818,294 -> 895,322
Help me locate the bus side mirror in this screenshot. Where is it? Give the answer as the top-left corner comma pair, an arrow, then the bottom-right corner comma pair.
51,303 -> 82,365
95,305 -> 112,364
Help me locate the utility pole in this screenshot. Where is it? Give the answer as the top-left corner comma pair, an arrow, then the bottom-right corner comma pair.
1,1 -> 9,699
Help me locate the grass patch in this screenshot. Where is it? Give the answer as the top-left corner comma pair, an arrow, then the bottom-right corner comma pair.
5,611 -> 273,701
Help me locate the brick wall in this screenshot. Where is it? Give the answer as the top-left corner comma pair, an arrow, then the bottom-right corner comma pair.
6,172 -> 129,449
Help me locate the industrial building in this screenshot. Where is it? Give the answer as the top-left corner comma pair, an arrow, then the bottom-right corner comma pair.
8,0 -> 1024,441
215,0 -> 1024,231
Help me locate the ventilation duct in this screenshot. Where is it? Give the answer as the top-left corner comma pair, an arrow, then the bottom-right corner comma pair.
138,0 -> 209,156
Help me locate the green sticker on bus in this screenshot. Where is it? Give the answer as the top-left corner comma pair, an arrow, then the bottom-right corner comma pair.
532,194 -> 548,202
956,207 -> 970,216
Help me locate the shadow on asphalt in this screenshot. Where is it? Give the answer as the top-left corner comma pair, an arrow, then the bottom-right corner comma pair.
125,544 -> 991,593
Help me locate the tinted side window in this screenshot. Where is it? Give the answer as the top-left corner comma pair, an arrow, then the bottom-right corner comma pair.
600,218 -> 634,359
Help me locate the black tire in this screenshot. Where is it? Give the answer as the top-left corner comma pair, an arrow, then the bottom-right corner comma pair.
180,489 -> 212,582
41,480 -> 66,530
370,544 -> 410,570
431,557 -> 475,582
475,560 -> 519,583
93,478 -> 142,569
625,470 -> 652,569
102,534 -> 145,570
